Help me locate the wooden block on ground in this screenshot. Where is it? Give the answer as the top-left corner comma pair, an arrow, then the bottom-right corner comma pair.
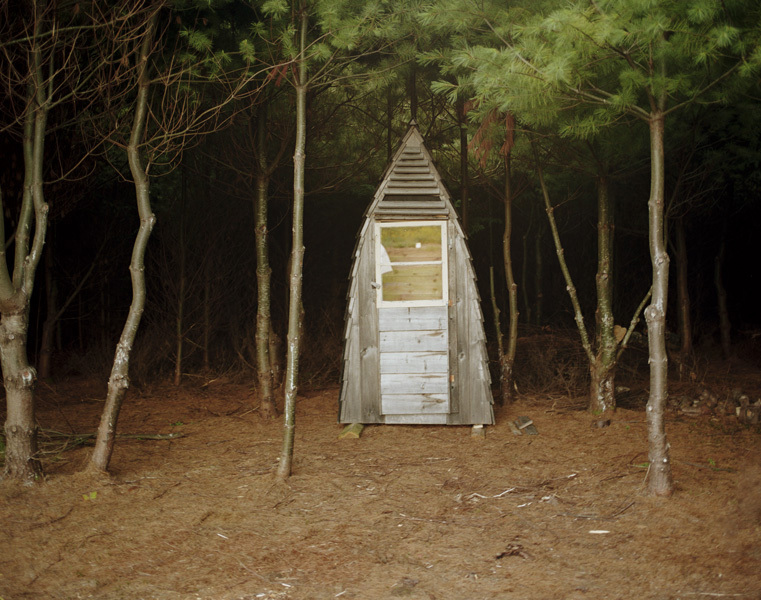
508,421 -> 522,436
338,423 -> 365,439
471,424 -> 485,439
515,416 -> 538,435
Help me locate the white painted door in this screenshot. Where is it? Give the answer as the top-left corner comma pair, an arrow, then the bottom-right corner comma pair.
376,222 -> 449,419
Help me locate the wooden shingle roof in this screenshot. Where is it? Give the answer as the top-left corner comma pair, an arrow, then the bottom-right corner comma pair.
369,123 -> 451,219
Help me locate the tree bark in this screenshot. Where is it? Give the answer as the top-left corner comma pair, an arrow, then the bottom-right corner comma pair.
715,222 -> 731,359
535,144 -> 595,366
520,216 -> 531,325
589,176 -> 617,415
674,217 -> 693,378
489,265 -> 505,399
1,310 -> 42,482
39,229 -> 102,380
277,4 -> 307,480
644,110 -> 674,497
501,150 -> 518,404
38,236 -> 57,380
408,66 -> 417,122
534,224 -> 543,326
458,98 -> 470,235
173,168 -> 187,387
255,102 -> 277,419
1,29 -> 50,481
89,14 -> 157,473
387,86 -> 393,162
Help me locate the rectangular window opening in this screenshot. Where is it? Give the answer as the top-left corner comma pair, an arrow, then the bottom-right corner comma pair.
376,221 -> 448,306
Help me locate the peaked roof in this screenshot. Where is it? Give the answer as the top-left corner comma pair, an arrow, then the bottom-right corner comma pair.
367,123 -> 452,219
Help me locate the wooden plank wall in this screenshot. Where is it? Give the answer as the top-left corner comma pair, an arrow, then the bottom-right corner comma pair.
450,233 -> 494,425
357,220 -> 381,422
378,306 -> 449,416
339,220 -> 382,423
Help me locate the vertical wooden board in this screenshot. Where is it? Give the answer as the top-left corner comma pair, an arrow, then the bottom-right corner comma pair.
339,317 -> 362,422
447,221 -> 460,418
455,257 -> 471,424
339,265 -> 358,422
449,234 -> 494,425
357,230 -> 382,422
464,237 -> 494,424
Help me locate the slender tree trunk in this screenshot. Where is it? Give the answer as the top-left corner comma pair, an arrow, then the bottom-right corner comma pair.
38,235 -> 57,380
675,217 -> 693,378
589,176 -> 617,415
40,235 -> 101,379
387,86 -> 393,162
89,15 -> 157,473
202,263 -> 211,371
489,265 -> 505,392
408,66 -> 417,122
715,221 -> 731,359
535,144 -> 595,367
277,5 -> 307,480
255,102 -> 277,419
520,219 -> 531,325
173,169 -> 187,386
458,98 -> 470,235
501,151 -> 518,404
644,110 -> 674,497
1,39 -> 50,481
534,224 -> 544,326
202,172 -> 212,372
1,310 -> 41,481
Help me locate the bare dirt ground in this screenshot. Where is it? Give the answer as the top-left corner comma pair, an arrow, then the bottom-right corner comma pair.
2,368 -> 761,600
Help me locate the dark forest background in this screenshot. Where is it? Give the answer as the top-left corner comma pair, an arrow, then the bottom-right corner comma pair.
2,0 -> 761,393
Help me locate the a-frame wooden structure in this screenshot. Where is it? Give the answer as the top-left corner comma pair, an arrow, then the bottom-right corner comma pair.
339,123 -> 494,426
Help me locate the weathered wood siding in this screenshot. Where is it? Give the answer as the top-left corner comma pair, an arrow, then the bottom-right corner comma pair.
379,306 -> 449,417
338,123 -> 494,426
448,232 -> 493,424
339,219 -> 381,423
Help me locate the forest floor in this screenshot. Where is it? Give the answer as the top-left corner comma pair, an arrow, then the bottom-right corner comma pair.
2,364 -> 761,600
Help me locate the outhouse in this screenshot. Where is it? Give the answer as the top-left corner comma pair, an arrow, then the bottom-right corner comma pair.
338,122 -> 494,426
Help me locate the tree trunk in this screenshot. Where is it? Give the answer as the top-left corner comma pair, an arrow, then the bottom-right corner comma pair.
520,217 -> 531,325
1,40 -> 50,481
255,102 -> 277,419
715,222 -> 731,359
644,111 -> 674,497
458,98 -> 470,235
534,224 -> 544,326
502,151 -> 518,404
590,176 -> 617,415
173,169 -> 187,387
535,143 -> 595,366
675,217 -> 693,378
202,173 -> 212,372
89,15 -> 157,473
408,66 -> 417,122
277,5 -> 307,480
1,310 -> 42,482
387,86 -> 393,162
38,236 -> 57,380
489,265 -> 506,402
40,228 -> 102,381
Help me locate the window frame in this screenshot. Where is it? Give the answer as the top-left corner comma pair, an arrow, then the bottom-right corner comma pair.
375,220 -> 448,308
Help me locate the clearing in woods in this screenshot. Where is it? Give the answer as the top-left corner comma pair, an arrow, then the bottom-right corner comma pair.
1,371 -> 760,600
